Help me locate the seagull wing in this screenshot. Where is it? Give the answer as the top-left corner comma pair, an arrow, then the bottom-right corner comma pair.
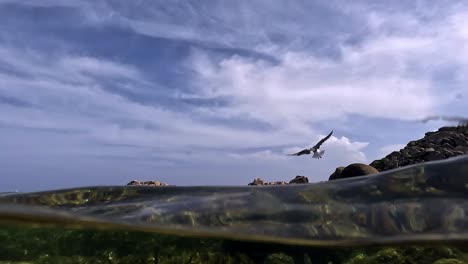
311,130 -> 333,151
287,149 -> 310,156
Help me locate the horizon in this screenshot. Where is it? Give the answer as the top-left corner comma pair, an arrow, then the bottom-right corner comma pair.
1,1 -> 467,192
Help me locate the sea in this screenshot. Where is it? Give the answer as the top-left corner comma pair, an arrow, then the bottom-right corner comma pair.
1,155 -> 468,263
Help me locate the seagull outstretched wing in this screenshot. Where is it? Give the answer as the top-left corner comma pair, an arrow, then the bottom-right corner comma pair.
311,130 -> 333,151
287,129 -> 333,156
287,149 -> 311,156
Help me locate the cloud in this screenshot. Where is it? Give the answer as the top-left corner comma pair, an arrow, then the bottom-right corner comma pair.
228,150 -> 287,161
1,1 -> 468,191
0,43 -> 320,160
182,1 -> 468,131
188,49 -> 436,128
226,135 -> 369,182
193,134 -> 368,166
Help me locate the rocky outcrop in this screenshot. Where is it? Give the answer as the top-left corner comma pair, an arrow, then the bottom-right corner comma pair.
248,178 -> 288,186
328,167 -> 345,181
329,164 -> 378,180
341,163 -> 379,178
127,180 -> 171,186
289,175 -> 309,184
370,125 -> 468,171
248,175 -> 309,186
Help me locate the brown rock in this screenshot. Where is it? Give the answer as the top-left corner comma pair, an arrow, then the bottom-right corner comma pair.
328,167 -> 345,181
289,175 -> 309,184
340,163 -> 379,179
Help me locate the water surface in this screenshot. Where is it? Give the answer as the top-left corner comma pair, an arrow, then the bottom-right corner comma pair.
1,155 -> 468,263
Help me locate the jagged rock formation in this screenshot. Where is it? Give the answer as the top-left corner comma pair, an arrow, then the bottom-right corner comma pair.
370,126 -> 468,171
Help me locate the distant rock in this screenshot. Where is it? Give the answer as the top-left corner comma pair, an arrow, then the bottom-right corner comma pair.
248,178 -> 265,186
248,178 -> 288,185
370,125 -> 468,171
127,180 -> 171,187
248,176 -> 303,186
329,164 -> 378,181
289,175 -> 309,184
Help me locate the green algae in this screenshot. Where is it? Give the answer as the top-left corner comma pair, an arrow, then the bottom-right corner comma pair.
1,224 -> 468,264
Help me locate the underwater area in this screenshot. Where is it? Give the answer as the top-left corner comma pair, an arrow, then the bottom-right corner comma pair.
1,155 -> 468,264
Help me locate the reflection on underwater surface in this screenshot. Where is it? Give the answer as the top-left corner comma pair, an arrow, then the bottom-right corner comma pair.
1,155 -> 468,263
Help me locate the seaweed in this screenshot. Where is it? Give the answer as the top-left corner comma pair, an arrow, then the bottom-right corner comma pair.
1,224 -> 468,264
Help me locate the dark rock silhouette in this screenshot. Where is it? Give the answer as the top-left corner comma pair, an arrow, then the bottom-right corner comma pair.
328,166 -> 345,181
370,125 -> 468,171
289,175 -> 309,184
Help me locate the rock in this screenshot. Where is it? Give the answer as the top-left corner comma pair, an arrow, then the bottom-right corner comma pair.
453,135 -> 468,146
248,178 -> 288,186
370,125 -> 468,171
268,181 -> 288,185
453,150 -> 467,156
388,151 -> 402,158
424,151 -> 446,161
454,145 -> 468,153
328,167 -> 345,181
127,180 -> 170,186
289,175 -> 309,184
337,163 -> 379,179
248,178 -> 265,186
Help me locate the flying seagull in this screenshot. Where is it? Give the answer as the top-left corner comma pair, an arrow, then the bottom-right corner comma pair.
288,130 -> 333,159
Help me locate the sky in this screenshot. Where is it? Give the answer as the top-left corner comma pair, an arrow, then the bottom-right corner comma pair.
0,1 -> 467,192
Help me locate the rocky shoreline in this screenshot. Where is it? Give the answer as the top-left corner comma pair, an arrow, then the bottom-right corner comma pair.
370,125 -> 468,171
127,125 -> 468,186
